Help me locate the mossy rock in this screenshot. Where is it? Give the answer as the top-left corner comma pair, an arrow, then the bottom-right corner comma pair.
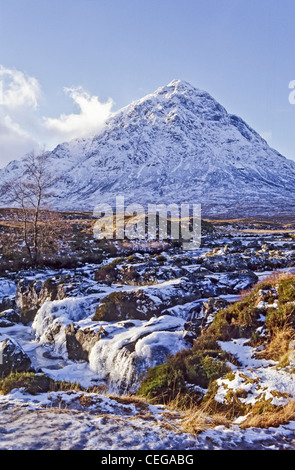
94,257 -> 125,284
137,336 -> 231,405
0,372 -> 81,395
93,290 -> 162,322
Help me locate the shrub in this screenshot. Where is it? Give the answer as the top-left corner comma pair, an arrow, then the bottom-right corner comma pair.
137,337 -> 231,405
137,361 -> 187,404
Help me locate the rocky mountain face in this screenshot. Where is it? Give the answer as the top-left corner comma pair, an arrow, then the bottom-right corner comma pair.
1,79 -> 295,218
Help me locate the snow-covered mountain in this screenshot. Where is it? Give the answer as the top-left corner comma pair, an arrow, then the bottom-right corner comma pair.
1,79 -> 295,218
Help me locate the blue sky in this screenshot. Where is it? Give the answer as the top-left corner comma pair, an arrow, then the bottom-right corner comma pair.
0,0 -> 295,167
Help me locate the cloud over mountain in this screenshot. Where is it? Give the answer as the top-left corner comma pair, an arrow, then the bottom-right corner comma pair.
0,65 -> 114,167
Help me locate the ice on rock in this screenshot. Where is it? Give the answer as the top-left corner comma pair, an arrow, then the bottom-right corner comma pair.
89,315 -> 188,393
32,296 -> 99,353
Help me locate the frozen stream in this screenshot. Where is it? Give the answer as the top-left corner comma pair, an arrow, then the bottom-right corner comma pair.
1,230 -> 295,450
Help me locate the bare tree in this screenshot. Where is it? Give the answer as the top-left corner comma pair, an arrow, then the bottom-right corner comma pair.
4,151 -> 56,264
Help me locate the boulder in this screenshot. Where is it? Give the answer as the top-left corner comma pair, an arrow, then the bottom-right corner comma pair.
217,270 -> 259,294
0,296 -> 16,314
65,323 -> 106,361
0,336 -> 32,377
93,290 -> 163,322
15,278 -> 66,324
202,297 -> 230,327
0,309 -> 21,327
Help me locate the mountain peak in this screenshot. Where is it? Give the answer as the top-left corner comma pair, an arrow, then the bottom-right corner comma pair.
153,78 -> 205,99
167,78 -> 199,90
1,80 -> 295,218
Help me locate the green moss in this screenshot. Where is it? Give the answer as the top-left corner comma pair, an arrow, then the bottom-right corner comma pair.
202,382 -> 248,418
137,361 -> 187,404
0,372 -> 81,395
137,338 -> 231,405
137,274 -> 295,412
250,395 -> 281,416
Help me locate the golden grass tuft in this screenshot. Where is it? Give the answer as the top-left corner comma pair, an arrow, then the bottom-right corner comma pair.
240,399 -> 295,429
177,394 -> 231,435
180,401 -> 231,436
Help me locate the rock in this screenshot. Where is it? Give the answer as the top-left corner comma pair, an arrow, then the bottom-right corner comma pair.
256,288 -> 278,305
0,336 -> 32,377
0,296 -> 15,314
15,278 -> 66,324
202,254 -> 248,272
202,297 -> 230,327
203,297 -> 230,316
183,320 -> 203,343
93,290 -> 163,322
289,352 -> 295,365
94,259 -> 182,286
0,309 -> 21,327
43,320 -> 63,344
217,270 -> 259,294
65,323 -> 104,361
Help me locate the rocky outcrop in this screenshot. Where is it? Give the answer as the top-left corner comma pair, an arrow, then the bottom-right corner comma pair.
201,247 -> 295,273
0,336 -> 32,377
0,309 -> 21,327
93,290 -> 163,322
183,297 -> 230,343
201,297 -> 230,327
94,258 -> 183,286
0,296 -> 15,314
65,323 -> 106,361
216,270 -> 259,294
15,278 -> 66,324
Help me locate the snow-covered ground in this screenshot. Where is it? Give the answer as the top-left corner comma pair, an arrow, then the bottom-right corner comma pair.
1,228 -> 295,450
1,388 -> 295,450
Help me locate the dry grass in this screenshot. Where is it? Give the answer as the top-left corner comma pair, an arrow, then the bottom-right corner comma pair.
260,270 -> 295,284
173,394 -> 231,436
107,394 -> 151,412
181,395 -> 295,435
240,229 -> 295,234
181,401 -> 231,436
240,400 -> 295,429
257,326 -> 295,363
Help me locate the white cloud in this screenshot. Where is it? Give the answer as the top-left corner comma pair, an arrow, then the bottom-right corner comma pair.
0,65 -> 40,109
0,66 -> 114,168
0,115 -> 40,167
42,86 -> 114,146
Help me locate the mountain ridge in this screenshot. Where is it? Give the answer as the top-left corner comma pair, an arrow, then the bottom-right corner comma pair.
0,79 -> 295,218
